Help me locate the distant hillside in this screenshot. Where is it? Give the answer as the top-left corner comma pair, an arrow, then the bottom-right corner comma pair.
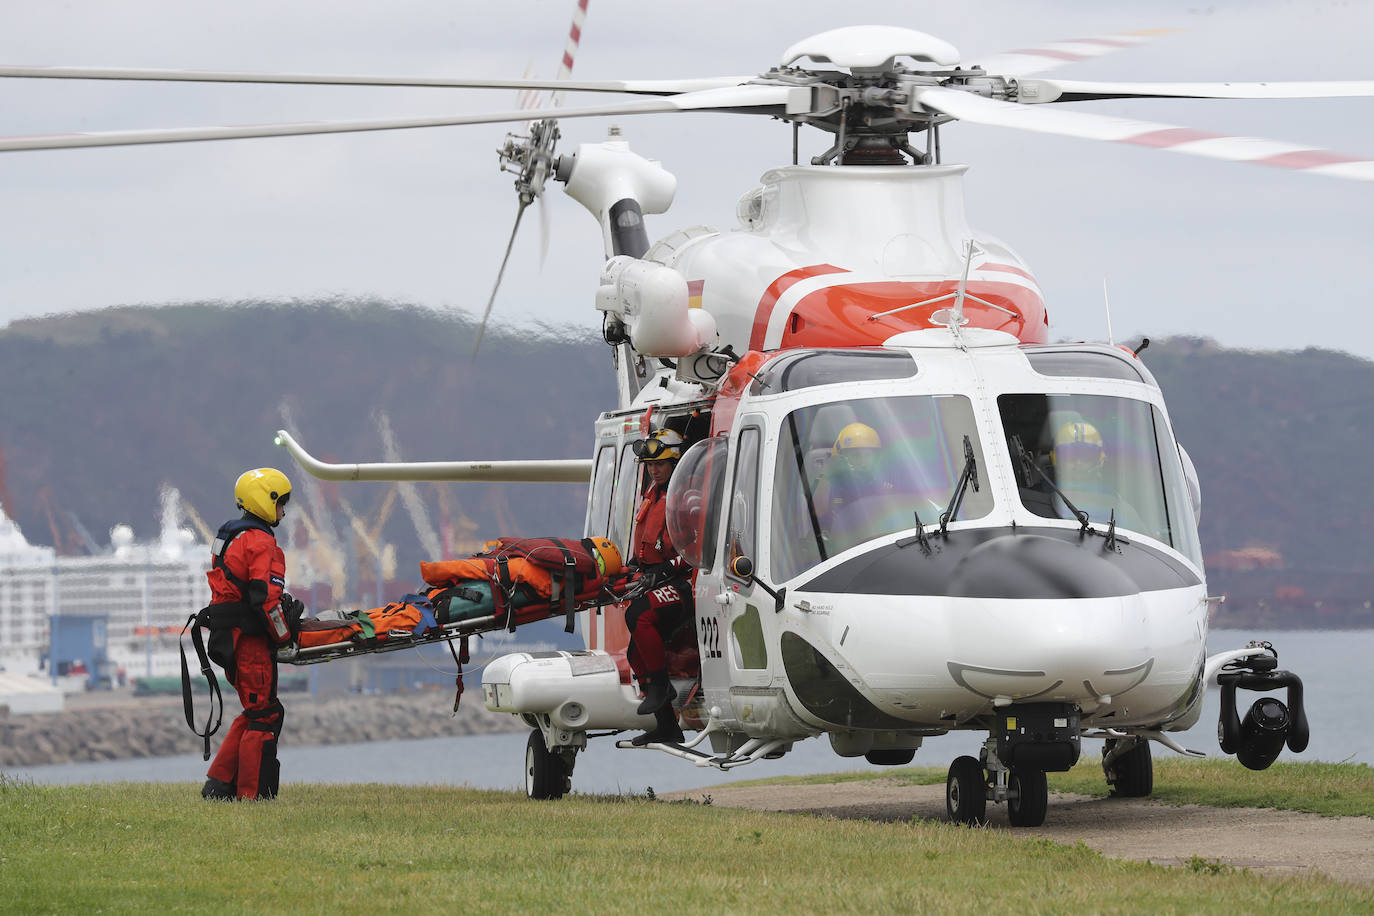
1,304 -> 1369,628
0,301 -> 612,583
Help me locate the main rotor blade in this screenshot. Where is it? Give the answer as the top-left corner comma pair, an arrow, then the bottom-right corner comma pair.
973,29 -> 1177,78
472,201 -> 529,358
0,83 -> 803,153
0,64 -> 750,96
1018,78 -> 1374,104
911,84 -> 1374,182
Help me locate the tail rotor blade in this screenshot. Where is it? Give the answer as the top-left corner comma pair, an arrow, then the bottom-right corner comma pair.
471,200 -> 529,358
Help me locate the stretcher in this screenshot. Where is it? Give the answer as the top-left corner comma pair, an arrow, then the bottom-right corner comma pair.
280,585 -> 620,666
278,535 -> 628,667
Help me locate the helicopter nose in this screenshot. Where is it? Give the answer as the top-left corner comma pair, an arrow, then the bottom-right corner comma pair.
946,532 -> 1136,600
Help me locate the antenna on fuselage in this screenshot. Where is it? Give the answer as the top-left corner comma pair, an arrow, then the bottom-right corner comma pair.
1103,278 -> 1116,346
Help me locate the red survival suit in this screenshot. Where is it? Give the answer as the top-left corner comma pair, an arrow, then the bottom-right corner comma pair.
625,482 -> 691,691
202,516 -> 293,800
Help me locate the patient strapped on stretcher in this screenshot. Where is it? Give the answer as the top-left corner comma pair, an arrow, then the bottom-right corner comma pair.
295,536 -> 624,650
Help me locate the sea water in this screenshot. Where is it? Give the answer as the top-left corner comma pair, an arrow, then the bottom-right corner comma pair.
8,629 -> 1369,795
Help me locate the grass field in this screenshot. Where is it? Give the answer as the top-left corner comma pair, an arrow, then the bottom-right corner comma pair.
3,763 -> 1373,914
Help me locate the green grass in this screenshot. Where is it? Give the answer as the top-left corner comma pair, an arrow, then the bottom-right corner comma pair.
732,758 -> 1374,819
2,775 -> 1372,914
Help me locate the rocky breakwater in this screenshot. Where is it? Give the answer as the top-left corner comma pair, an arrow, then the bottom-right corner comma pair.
0,689 -> 525,768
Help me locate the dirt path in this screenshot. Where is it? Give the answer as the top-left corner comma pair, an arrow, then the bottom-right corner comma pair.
663,780 -> 1374,886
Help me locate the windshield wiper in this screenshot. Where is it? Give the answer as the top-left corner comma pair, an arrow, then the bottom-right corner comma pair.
938,435 -> 980,537
1010,434 -> 1092,534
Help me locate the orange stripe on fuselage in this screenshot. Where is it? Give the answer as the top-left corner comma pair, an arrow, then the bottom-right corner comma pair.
750,264 -> 848,351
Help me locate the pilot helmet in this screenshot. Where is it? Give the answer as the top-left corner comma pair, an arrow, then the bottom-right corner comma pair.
1053,421 -> 1106,473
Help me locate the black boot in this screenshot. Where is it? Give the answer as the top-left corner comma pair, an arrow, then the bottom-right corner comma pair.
636,671 -> 676,716
201,777 -> 235,801
632,705 -> 684,747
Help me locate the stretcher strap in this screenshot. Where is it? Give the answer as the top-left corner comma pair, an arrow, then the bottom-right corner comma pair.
558,542 -> 578,634
495,556 -> 517,632
447,637 -> 464,714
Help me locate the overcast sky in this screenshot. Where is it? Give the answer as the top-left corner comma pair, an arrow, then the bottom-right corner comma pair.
0,1 -> 1371,357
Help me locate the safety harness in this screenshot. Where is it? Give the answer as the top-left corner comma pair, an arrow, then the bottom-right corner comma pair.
179,517 -> 275,761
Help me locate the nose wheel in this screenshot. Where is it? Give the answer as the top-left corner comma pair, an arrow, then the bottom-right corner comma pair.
947,743 -> 1051,828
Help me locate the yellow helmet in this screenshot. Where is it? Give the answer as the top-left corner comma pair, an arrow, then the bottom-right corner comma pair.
234,467 -> 292,524
1053,421 -> 1105,472
633,429 -> 684,463
833,422 -> 881,454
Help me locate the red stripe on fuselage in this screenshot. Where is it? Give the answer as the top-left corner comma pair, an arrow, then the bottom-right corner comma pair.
750,264 -> 848,351
778,279 -> 1048,349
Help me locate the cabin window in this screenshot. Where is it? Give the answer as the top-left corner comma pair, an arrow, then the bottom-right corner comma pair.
607,442 -> 641,556
998,393 -> 1202,565
749,349 -> 917,395
1022,348 -> 1149,384
726,426 -> 762,580
584,444 -> 617,539
770,394 -> 992,581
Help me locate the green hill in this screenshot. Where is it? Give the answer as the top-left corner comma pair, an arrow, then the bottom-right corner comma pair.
1,303 -> 1369,627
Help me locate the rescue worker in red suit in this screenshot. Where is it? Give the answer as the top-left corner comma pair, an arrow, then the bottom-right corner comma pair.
625,429 -> 691,746
200,468 -> 303,800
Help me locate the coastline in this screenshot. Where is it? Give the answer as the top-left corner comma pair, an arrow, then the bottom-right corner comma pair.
0,686 -> 524,768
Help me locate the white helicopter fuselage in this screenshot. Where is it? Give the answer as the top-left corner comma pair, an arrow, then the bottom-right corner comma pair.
601,324 -> 1209,755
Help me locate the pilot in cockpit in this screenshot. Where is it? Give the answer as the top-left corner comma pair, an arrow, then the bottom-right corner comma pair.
1050,419 -> 1138,526
813,422 -> 889,517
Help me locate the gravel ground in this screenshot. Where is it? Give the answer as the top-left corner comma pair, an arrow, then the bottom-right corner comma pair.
663,779 -> 1374,886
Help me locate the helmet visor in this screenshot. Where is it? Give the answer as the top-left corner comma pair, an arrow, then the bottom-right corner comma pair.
632,437 -> 674,460
1055,442 -> 1104,471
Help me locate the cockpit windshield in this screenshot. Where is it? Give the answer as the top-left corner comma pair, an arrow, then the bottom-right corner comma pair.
770,394 -> 993,581
998,392 -> 1202,564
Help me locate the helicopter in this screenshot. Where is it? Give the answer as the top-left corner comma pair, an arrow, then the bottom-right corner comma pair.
4,17 -> 1367,826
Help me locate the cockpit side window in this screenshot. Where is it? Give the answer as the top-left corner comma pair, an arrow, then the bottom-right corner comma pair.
726,427 -> 762,580
770,394 -> 991,581
998,392 -> 1202,565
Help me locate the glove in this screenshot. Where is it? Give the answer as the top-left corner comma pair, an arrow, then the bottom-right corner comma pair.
274,642 -> 299,663
279,593 -> 306,635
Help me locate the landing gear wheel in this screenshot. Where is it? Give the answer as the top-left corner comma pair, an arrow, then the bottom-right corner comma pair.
525,729 -> 568,800
946,755 -> 987,826
1105,738 -> 1154,798
1007,769 -> 1048,827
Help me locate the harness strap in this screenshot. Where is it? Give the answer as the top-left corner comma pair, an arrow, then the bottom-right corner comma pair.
179,613 -> 224,762
244,700 -> 285,736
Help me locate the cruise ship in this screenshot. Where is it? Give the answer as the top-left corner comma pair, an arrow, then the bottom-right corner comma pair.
0,490 -> 209,680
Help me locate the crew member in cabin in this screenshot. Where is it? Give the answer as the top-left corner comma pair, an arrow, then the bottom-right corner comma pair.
625,428 -> 691,747
199,468 -> 303,801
